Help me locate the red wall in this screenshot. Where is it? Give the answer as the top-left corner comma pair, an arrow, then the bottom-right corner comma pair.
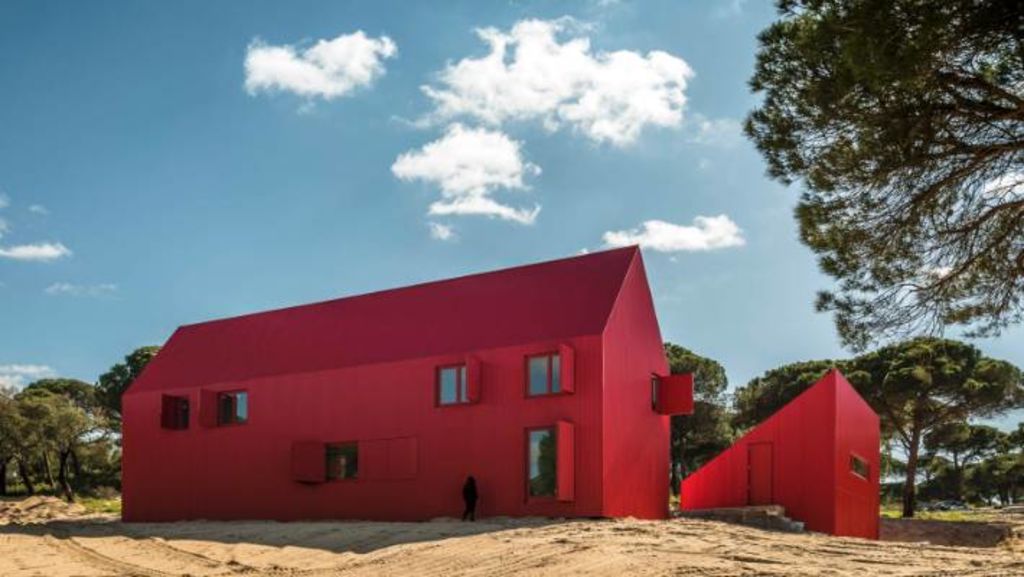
680,370 -> 880,538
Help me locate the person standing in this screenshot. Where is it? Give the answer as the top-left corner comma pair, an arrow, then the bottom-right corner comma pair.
462,475 -> 478,521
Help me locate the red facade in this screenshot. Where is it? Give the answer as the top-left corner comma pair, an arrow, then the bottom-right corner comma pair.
122,246 -> 689,522
680,369 -> 880,539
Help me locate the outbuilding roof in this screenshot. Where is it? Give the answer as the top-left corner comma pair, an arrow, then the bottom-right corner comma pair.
127,245 -> 641,394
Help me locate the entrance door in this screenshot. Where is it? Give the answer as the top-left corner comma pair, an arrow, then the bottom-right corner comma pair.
748,442 -> 773,505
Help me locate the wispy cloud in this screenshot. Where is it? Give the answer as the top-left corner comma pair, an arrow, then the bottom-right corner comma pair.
428,222 -> 456,241
421,18 -> 693,147
603,215 -> 746,252
44,282 -> 118,297
0,242 -> 72,262
245,31 -> 397,102
687,114 -> 743,147
392,124 -> 541,225
28,204 -> 49,215
0,364 -> 56,389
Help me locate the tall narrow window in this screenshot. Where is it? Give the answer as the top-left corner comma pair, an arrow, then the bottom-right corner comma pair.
326,442 -> 359,480
161,395 -> 189,430
217,391 -> 248,425
527,353 -> 561,396
527,427 -> 557,497
437,365 -> 469,405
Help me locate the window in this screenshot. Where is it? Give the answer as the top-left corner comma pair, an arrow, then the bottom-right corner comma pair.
326,442 -> 359,480
217,391 -> 248,425
437,365 -> 469,405
161,395 -> 189,430
850,454 -> 869,480
527,353 -> 561,396
527,427 -> 557,497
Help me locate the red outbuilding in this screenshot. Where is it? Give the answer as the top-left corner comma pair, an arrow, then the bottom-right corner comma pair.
680,369 -> 880,539
122,246 -> 693,522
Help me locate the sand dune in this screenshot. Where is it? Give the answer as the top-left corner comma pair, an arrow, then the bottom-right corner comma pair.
1,498 -> 1022,576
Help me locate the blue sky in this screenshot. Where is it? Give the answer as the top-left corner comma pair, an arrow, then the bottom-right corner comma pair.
1,0 -> 1021,427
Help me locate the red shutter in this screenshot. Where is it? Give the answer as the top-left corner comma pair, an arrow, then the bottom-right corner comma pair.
362,439 -> 389,480
388,437 -> 418,479
559,343 -> 575,394
199,389 -> 219,427
556,420 -> 575,502
160,396 -> 175,429
291,441 -> 325,483
466,355 -> 482,403
656,373 -> 694,415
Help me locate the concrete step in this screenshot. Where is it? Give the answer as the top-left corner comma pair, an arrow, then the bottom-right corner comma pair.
676,506 -> 806,533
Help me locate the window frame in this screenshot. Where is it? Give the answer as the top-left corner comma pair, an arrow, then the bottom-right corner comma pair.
435,363 -> 470,407
216,390 -> 249,426
525,352 -> 563,398
849,452 -> 870,480
524,425 -> 558,501
161,395 -> 190,430
325,441 -> 359,481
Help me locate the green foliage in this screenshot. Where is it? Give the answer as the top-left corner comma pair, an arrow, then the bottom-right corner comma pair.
732,360 -> 841,430
748,0 -> 1024,349
664,343 -> 734,494
96,345 -> 160,421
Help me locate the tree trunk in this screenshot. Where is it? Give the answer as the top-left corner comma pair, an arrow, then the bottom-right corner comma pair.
0,458 -> 7,496
902,429 -> 922,518
17,459 -> 34,495
41,453 -> 56,490
57,450 -> 74,503
670,416 -> 686,497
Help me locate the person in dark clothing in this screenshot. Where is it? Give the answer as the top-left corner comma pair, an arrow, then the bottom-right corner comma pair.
462,475 -> 478,521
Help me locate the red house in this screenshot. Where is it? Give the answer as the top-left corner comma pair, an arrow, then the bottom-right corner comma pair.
122,246 -> 693,522
680,369 -> 880,539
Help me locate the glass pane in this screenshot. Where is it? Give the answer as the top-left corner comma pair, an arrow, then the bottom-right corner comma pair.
551,355 -> 561,393
528,429 -> 556,497
327,443 -> 359,480
218,394 -> 233,424
459,366 -> 468,402
439,367 -> 458,404
234,392 -> 248,423
528,356 -> 549,396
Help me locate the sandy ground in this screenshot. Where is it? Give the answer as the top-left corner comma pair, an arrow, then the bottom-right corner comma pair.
2,498 -> 1023,577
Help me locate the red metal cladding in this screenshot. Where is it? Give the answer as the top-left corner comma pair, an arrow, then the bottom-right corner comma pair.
122,246 -> 674,522
680,369 -> 880,539
655,373 -> 694,415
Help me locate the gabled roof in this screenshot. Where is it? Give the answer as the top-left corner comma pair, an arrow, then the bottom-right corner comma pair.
127,246 -> 642,394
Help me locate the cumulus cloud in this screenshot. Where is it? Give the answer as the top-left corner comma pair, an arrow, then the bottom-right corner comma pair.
0,364 -> 56,389
245,31 -> 397,100
44,282 -> 118,297
421,18 -> 693,146
427,222 -> 456,241
603,215 -> 745,252
392,124 -> 541,224
0,242 -> 72,262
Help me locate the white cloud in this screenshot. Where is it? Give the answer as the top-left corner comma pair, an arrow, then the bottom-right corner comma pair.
0,364 -> 56,389
603,215 -> 746,252
28,204 -> 49,215
0,242 -> 72,262
427,222 -> 456,241
245,31 -> 397,101
421,18 -> 693,147
0,194 -> 9,210
44,282 -> 118,297
687,114 -> 743,147
392,124 -> 541,224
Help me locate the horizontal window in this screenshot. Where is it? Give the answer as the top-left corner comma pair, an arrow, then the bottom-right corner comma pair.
527,354 -> 561,396
217,391 -> 248,426
326,442 -> 359,480
437,365 -> 469,405
850,454 -> 869,480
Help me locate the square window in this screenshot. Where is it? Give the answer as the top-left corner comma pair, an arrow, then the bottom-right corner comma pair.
217,391 -> 248,425
850,454 -> 869,479
438,365 -> 469,405
527,354 -> 561,396
161,395 -> 189,430
326,442 -> 359,480
527,427 -> 557,497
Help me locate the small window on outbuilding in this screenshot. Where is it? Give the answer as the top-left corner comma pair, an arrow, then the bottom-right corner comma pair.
217,391 -> 248,425
161,395 -> 189,430
326,442 -> 359,480
437,365 -> 469,405
527,353 -> 561,396
850,454 -> 869,480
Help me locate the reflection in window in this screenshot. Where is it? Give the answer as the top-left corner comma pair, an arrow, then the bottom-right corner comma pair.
438,365 -> 468,405
850,454 -> 869,479
527,354 -> 561,396
326,442 -> 359,480
528,428 -> 557,497
217,391 -> 248,425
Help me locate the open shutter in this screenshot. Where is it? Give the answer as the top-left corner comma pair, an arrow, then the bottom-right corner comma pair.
556,420 -> 575,502
160,396 -> 175,429
655,373 -> 694,415
559,343 -> 575,394
291,441 -> 325,483
199,389 -> 219,427
466,355 -> 482,403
